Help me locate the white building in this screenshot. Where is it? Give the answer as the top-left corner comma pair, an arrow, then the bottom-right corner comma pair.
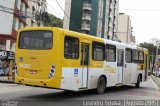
0,0 -> 29,51
27,0 -> 47,26
107,0 -> 119,40
0,0 -> 47,51
117,13 -> 135,44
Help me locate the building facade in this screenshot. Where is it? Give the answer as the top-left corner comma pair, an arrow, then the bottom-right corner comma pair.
107,0 -> 119,40
117,13 -> 135,44
27,0 -> 47,26
0,0 -> 47,51
0,0 -> 29,51
63,0 -> 119,40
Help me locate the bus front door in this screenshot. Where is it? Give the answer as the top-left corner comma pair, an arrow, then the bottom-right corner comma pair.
117,49 -> 124,84
81,43 -> 89,88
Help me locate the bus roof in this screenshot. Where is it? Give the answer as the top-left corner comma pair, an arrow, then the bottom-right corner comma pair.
18,27 -> 148,52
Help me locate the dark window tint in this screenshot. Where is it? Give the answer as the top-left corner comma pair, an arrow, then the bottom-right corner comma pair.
64,36 -> 79,59
106,44 -> 116,62
133,50 -> 144,63
133,50 -> 139,63
125,48 -> 132,63
19,31 -> 53,50
92,42 -> 105,61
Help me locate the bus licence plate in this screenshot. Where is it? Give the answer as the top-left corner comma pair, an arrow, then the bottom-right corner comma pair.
29,70 -> 37,75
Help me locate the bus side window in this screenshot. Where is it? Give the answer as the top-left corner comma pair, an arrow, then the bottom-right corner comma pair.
92,42 -> 105,61
106,44 -> 116,62
64,36 -> 79,59
133,50 -> 139,63
125,48 -> 132,63
139,51 -> 144,63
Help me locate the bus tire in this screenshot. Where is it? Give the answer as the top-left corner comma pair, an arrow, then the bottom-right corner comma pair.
96,76 -> 106,94
135,75 -> 140,88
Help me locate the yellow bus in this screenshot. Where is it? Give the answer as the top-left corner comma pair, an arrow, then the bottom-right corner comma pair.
15,27 -> 149,94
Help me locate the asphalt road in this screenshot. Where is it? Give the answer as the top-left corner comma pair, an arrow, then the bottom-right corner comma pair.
0,77 -> 160,106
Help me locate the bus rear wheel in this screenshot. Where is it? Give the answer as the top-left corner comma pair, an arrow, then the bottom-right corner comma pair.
96,76 -> 106,94
135,75 -> 140,88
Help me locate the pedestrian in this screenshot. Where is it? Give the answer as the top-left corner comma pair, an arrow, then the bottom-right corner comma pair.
155,63 -> 159,77
0,61 -> 2,75
159,63 -> 160,77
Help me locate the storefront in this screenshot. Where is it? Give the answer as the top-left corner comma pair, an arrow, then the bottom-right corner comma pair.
0,50 -> 15,82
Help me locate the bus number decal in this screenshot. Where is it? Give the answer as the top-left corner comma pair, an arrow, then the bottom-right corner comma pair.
19,64 -> 31,68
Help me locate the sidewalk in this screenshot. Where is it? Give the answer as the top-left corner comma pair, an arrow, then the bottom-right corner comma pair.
151,75 -> 160,89
0,76 -> 14,83
0,83 -> 34,94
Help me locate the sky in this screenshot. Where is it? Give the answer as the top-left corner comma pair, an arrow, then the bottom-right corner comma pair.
47,0 -> 65,19
47,0 -> 160,44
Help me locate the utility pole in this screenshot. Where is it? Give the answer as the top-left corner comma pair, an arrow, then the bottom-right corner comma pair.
155,41 -> 160,77
151,52 -> 154,74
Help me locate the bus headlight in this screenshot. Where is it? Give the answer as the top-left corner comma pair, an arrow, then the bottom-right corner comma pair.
48,65 -> 56,79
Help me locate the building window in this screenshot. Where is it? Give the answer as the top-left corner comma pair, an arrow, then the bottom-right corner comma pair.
92,42 -> 105,61
125,48 -> 132,63
64,36 -> 79,59
106,44 -> 116,62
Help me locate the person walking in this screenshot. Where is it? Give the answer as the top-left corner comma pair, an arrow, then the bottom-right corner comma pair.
158,63 -> 160,77
155,63 -> 159,77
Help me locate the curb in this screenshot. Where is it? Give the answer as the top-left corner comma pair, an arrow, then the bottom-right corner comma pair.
151,75 -> 160,90
0,80 -> 15,84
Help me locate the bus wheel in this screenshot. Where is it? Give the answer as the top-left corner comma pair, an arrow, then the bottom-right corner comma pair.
135,75 -> 140,88
96,76 -> 106,94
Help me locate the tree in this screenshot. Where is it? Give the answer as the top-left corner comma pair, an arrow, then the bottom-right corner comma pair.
139,42 -> 157,73
139,42 -> 157,55
45,14 -> 63,28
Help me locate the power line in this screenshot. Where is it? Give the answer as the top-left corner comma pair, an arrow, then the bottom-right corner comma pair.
0,0 -> 49,27
46,2 -> 62,19
0,9 -> 13,14
2,0 -> 43,7
56,0 -> 81,31
119,8 -> 160,12
2,0 -> 16,6
0,5 -> 32,15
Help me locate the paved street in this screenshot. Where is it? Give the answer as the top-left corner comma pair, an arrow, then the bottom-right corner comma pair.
0,77 -> 160,106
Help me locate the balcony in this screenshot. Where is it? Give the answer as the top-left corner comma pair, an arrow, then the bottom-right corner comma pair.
83,3 -> 92,11
82,14 -> 91,20
81,23 -> 90,31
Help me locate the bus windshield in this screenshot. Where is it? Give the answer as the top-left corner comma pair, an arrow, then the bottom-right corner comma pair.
18,30 -> 53,50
